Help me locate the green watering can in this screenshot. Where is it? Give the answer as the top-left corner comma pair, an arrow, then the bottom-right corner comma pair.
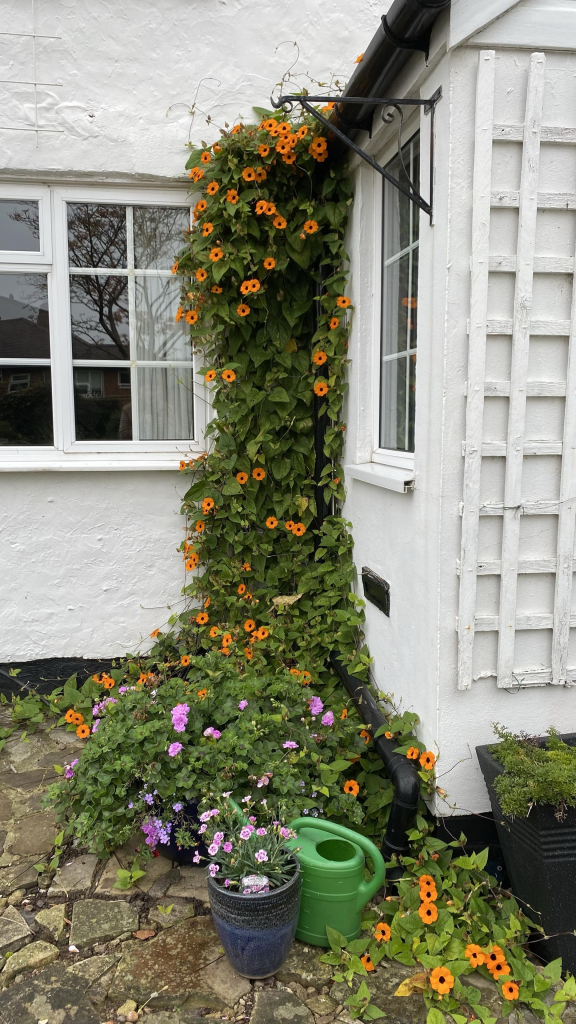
286,819 -> 386,947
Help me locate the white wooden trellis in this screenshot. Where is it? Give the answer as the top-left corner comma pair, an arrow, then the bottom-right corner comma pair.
457,49 -> 576,690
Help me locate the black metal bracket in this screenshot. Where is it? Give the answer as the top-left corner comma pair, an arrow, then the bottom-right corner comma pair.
271,89 -> 442,221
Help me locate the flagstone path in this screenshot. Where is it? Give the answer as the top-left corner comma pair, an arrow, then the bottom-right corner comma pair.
0,716 -> 571,1024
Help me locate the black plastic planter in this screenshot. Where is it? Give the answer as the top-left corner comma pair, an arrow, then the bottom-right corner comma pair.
476,737 -> 576,973
208,855 -> 302,978
157,798 -> 209,866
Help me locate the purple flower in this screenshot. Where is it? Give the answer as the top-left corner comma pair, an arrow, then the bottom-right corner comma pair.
173,802 -> 183,812
256,827 -> 267,836
256,776 -> 269,788
241,795 -> 251,803
128,802 -> 134,809
248,816 -> 257,824
193,851 -> 201,864
308,696 -> 323,716
239,827 -> 252,841
143,793 -> 154,805
64,757 -> 79,780
92,719 -> 100,734
208,842 -> 219,856
212,730 -> 221,740
224,878 -> 231,887
280,827 -> 291,839
283,740 -> 298,749
211,808 -> 219,817
238,700 -> 248,710
223,841 -> 233,853
255,849 -> 268,864
208,864 -> 219,877
199,810 -> 212,822
203,727 -> 221,740
171,703 -> 189,733
321,711 -> 334,727
214,831 -> 224,843
198,824 -> 207,834
119,686 -> 128,693
261,799 -> 267,806
168,742 -> 183,757
64,767 -> 74,780
223,790 -> 232,797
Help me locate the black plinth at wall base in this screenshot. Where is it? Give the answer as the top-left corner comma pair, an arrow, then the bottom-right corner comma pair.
433,812 -> 509,889
477,739 -> 576,974
0,657 -> 116,698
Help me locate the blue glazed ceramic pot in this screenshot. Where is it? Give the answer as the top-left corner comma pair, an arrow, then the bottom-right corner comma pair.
208,855 -> 301,978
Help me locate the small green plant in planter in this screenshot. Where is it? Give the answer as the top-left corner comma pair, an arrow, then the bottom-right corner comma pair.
489,726 -> 576,819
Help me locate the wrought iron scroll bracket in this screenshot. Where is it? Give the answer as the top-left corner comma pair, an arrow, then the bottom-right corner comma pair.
271,89 -> 442,222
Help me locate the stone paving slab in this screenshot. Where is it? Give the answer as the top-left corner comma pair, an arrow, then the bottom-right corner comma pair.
0,903 -> 31,953
0,938 -> 59,985
251,987 -> 314,1024
70,898 -> 138,947
0,963 -> 98,1024
49,853 -> 99,898
35,901 -> 67,941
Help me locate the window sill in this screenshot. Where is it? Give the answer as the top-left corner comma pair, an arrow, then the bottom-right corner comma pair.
0,456 -> 189,472
345,462 -> 415,493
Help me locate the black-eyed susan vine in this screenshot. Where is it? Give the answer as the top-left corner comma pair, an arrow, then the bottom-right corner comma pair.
171,107 -> 372,685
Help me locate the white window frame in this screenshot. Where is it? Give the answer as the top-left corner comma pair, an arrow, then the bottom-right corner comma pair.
0,183 -> 207,471
371,119 -> 420,476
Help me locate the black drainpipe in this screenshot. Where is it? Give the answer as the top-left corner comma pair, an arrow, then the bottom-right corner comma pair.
330,655 -> 420,874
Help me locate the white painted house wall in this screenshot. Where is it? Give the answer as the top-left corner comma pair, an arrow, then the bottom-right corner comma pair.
0,0 -> 384,661
344,0 -> 576,813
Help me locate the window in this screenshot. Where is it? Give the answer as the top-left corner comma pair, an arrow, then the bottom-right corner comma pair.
0,184 -> 204,468
379,133 -> 419,456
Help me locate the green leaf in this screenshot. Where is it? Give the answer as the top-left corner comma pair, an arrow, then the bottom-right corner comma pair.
427,1008 -> 446,1024
271,459 -> 291,481
534,973 -> 551,992
326,925 -> 347,953
542,958 -> 563,984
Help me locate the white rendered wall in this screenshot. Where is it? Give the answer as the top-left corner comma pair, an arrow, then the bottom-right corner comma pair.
0,0 -> 386,660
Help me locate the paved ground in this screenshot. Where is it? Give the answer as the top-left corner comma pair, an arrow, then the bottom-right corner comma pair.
0,717 -> 570,1024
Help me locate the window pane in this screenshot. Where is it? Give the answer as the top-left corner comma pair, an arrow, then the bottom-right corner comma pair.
0,366 -> 53,445
134,206 -> 190,269
0,200 -> 40,252
67,204 -> 127,269
0,273 -> 49,358
383,136 -> 420,260
137,367 -> 194,440
382,253 -> 410,356
74,368 -> 132,440
70,275 -> 129,359
380,356 -> 408,451
135,277 -> 192,360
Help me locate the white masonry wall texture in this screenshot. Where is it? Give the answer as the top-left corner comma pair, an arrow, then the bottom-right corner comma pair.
0,0 -> 386,661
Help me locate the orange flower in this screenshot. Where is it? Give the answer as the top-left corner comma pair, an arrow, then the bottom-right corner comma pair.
76,723 -> 90,738
221,646 -> 231,655
273,215 -> 287,229
255,200 -> 268,215
265,203 -> 276,216
418,902 -> 438,924
406,746 -> 419,760
200,151 -> 211,164
171,260 -> 179,274
486,945 -> 506,968
211,285 -> 223,293
464,944 -> 486,968
209,247 -> 224,262
186,556 -> 198,571
289,668 -> 301,676
258,144 -> 270,157
150,627 -> 160,637
321,102 -> 335,114
240,280 -> 251,295
197,688 -> 208,700
222,632 -> 233,647
222,369 -> 236,382
204,596 -> 211,607
237,584 -> 246,595
206,181 -> 219,195
303,220 -> 318,234
429,967 -> 454,995
213,142 -> 222,152
343,779 -> 359,797
202,497 -> 215,512
185,310 -> 198,325
175,306 -> 184,322
282,152 -> 296,165
329,317 -> 339,329
205,369 -> 216,382
276,138 -> 291,155
242,562 -> 251,571
263,257 -> 276,270
231,124 -> 242,134
252,467 -> 265,480
375,922 -> 391,943
336,296 -> 351,308
420,883 -> 437,902
313,350 -> 327,365
181,655 -> 190,666
209,626 -> 220,638
300,671 -> 311,684
418,874 -> 435,888
189,167 -> 204,183
420,751 -> 436,770
202,222 -> 214,237
359,729 -> 371,745
237,304 -> 250,317
102,675 -> 115,688
385,731 -> 393,739
196,612 -> 209,625
226,189 -> 239,204
502,983 -> 519,1001
265,516 -> 278,529
179,460 -> 187,471
243,619 -> 256,633
255,167 -> 267,182
195,268 -> 207,282
64,709 -> 76,724
285,520 -> 295,531
490,960 -> 511,979
194,199 -> 207,216
293,523 -> 307,537
242,167 -> 256,181
361,954 -> 375,972
340,708 -> 348,719
314,381 -> 328,397
249,279 -> 260,293
355,53 -> 364,63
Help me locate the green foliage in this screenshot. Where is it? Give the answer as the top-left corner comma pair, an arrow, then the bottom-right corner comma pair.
490,726 -> 576,818
114,858 -> 146,890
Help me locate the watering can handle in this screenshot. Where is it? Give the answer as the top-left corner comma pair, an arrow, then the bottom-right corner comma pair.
288,818 -> 386,910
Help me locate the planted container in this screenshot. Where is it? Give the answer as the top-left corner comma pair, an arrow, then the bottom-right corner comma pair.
208,854 -> 301,978
477,736 -> 576,973
158,798 -> 208,865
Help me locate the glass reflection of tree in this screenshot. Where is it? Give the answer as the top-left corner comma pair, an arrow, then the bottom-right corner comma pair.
68,205 -> 129,359
134,207 -> 190,361
9,202 -> 40,241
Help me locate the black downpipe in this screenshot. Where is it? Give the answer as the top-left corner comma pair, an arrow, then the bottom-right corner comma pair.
330,655 -> 420,871
332,0 -> 450,145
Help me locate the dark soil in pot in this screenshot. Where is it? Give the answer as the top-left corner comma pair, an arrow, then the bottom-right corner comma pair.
208,853 -> 301,978
477,736 -> 576,973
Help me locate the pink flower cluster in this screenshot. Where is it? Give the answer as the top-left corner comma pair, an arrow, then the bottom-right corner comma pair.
203,726 -> 221,740
308,696 -> 323,717
171,703 -> 190,733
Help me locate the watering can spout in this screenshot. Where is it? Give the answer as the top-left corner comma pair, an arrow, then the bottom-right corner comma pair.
286,818 -> 386,947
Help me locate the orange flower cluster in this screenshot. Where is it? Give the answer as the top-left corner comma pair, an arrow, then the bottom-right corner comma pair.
418,872 -> 438,924
240,278 -> 260,295
189,167 -> 204,183
309,136 -> 328,162
464,943 -> 517,997
284,520 -> 306,537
